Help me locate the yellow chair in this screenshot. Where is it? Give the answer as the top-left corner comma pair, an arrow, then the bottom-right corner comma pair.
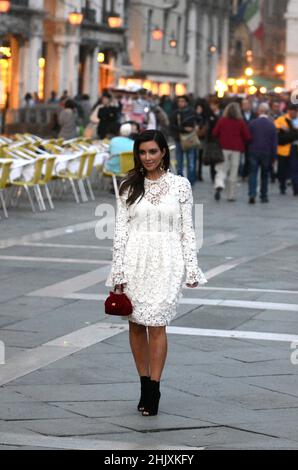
56,152 -> 89,204
68,143 -> 97,201
0,144 -> 9,158
37,156 -> 56,210
103,152 -> 135,199
0,160 -> 12,219
11,157 -> 46,212
83,151 -> 96,201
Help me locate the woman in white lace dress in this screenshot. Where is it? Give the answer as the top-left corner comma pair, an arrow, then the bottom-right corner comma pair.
105,130 -> 207,416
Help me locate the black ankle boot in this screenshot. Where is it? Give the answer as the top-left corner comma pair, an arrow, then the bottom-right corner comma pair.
138,376 -> 150,412
215,188 -> 222,201
142,380 -> 161,416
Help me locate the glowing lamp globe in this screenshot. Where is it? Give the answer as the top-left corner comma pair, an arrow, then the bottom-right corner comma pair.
68,11 -> 83,26
0,1 -> 10,13
108,14 -> 123,28
152,28 -> 163,41
275,64 -> 285,75
245,67 -> 254,77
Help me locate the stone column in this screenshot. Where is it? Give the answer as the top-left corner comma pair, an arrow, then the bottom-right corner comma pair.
10,37 -> 21,109
65,39 -> 80,97
187,2 -> 197,94
197,10 -> 209,97
285,0 -> 298,90
218,14 -> 229,82
18,40 -> 28,104
44,41 -> 59,100
81,47 -> 100,102
25,16 -> 43,95
57,43 -> 68,96
209,11 -> 219,94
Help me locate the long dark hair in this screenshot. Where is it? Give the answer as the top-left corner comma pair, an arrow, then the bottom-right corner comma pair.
119,130 -> 171,207
223,102 -> 243,120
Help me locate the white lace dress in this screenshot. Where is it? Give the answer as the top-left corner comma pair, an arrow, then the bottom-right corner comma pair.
105,170 -> 208,326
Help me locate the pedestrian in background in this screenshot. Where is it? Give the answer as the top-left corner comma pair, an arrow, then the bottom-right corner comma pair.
170,95 -> 198,186
58,99 -> 79,140
59,90 -> 69,106
248,103 -> 278,204
47,91 -> 59,105
241,98 -> 257,179
275,104 -> 298,195
79,94 -> 92,127
23,93 -> 35,108
206,97 -> 222,183
97,92 -> 119,140
269,100 -> 283,182
289,109 -> 298,196
195,98 -> 210,182
160,95 -> 174,121
269,100 -> 283,122
213,102 -> 251,202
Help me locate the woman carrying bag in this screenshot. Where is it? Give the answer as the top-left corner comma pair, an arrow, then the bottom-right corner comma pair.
170,96 -> 200,186
105,130 -> 207,416
212,102 -> 251,202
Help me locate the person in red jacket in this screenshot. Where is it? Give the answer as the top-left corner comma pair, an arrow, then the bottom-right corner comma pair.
212,102 -> 251,201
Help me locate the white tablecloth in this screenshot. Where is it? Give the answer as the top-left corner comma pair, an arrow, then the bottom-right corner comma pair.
0,158 -> 36,182
54,151 -> 109,175
1,150 -> 110,183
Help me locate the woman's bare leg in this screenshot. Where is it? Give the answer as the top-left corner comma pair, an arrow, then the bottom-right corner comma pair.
129,321 -> 150,377
148,326 -> 168,382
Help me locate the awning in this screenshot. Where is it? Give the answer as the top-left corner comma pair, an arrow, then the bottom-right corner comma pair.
147,74 -> 188,84
253,76 -> 284,90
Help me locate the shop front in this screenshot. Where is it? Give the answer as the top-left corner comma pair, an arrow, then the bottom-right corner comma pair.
117,74 -> 188,97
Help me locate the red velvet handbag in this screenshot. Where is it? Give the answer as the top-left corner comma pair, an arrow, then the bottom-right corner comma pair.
105,285 -> 133,317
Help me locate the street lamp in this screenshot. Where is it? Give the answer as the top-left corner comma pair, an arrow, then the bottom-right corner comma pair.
107,12 -> 123,28
0,0 -> 10,13
275,64 -> 285,75
215,80 -> 228,98
97,52 -> 105,63
152,27 -> 164,41
236,78 -> 246,87
246,50 -> 253,63
245,67 -> 254,77
169,37 -> 177,48
68,10 -> 84,26
248,86 -> 258,95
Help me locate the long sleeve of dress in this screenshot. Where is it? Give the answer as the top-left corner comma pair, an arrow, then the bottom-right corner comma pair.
179,178 -> 208,286
105,189 -> 130,287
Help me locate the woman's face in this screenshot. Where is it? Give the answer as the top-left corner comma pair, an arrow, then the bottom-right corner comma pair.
139,140 -> 166,173
102,96 -> 110,106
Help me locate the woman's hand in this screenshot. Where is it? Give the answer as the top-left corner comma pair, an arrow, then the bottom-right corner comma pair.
115,283 -> 127,293
186,282 -> 199,288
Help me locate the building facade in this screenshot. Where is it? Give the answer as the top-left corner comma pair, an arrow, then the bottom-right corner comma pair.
285,0 -> 298,90
0,0 -> 231,116
187,0 -> 230,97
229,0 -> 288,87
0,0 -> 126,110
122,0 -> 230,98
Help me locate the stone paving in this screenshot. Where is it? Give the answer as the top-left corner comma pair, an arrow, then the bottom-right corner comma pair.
0,173 -> 298,450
